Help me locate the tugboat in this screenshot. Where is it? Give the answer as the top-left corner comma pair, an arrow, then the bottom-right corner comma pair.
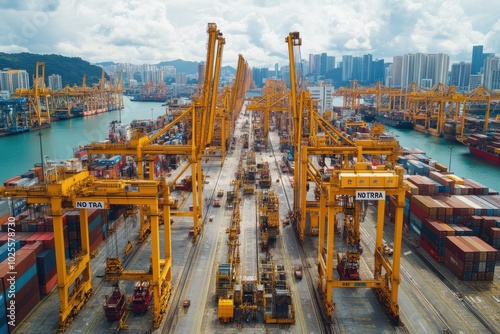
132,281 -> 153,313
104,285 -> 127,321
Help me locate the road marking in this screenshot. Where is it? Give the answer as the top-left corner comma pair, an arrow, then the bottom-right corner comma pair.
404,250 -> 412,256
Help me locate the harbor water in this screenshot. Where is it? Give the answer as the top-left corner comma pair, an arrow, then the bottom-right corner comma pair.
0,97 -> 163,182
0,97 -> 499,190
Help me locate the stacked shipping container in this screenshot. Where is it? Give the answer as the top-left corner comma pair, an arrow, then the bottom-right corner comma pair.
389,148 -> 500,281
444,236 -> 497,281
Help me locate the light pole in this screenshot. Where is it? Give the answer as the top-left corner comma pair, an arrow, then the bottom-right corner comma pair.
448,146 -> 453,172
38,129 -> 45,182
151,108 -> 153,120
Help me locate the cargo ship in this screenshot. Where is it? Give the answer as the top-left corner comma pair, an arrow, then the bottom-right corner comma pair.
459,133 -> 500,164
374,111 -> 413,129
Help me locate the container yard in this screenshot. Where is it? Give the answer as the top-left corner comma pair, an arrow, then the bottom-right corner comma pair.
0,26 -> 498,334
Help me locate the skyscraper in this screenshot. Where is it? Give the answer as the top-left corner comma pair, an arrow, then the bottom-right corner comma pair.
483,57 -> 500,89
471,45 -> 483,75
320,53 -> 327,76
450,62 -> 471,91
341,55 -> 353,81
362,54 -> 373,83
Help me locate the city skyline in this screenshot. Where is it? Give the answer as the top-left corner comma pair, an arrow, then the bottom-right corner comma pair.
0,1 -> 499,69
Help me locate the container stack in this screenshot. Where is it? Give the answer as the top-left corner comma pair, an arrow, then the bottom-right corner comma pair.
0,200 -> 10,226
65,209 -> 105,259
0,248 -> 40,332
37,248 -> 57,296
444,236 -> 497,281
419,218 -> 455,263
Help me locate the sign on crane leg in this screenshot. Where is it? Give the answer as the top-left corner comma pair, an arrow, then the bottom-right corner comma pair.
355,191 -> 385,201
76,201 -> 105,209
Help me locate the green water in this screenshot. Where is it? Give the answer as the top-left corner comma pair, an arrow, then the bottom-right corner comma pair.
0,97 -> 163,181
1,98 -> 499,190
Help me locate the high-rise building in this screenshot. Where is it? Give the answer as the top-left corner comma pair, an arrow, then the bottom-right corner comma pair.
362,54 -> 373,83
469,74 -> 483,91
490,69 -> 500,90
399,53 -> 449,88
175,72 -> 187,85
341,55 -> 353,81
197,63 -> 205,84
48,74 -> 62,91
320,53 -> 327,76
352,57 -> 363,81
327,56 -> 335,72
314,54 -> 321,76
308,54 -> 315,75
307,84 -> 334,114
450,62 -> 471,91
483,57 -> 500,89
252,67 -> 262,87
390,56 -> 403,88
428,53 -> 450,87
372,59 -> 385,83
0,69 -> 30,93
471,45 -> 483,75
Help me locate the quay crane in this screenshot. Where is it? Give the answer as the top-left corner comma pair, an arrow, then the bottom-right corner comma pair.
286,31 -> 408,323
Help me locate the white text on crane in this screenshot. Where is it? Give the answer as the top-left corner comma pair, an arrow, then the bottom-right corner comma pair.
355,191 -> 385,201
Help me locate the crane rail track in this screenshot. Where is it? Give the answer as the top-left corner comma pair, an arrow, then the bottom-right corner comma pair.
161,158 -> 224,334
269,136 -> 334,334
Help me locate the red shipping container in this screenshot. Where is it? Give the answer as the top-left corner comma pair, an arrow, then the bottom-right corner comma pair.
21,241 -> 45,255
36,221 -> 46,232
40,272 -> 58,295
37,232 -> 55,248
26,232 -> 45,244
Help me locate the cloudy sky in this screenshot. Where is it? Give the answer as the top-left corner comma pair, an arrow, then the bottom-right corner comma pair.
0,0 -> 498,69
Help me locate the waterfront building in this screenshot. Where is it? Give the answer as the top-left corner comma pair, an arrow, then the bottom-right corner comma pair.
0,69 -> 29,93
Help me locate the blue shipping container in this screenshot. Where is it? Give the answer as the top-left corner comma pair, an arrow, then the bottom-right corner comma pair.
5,263 -> 37,302
0,240 -> 21,262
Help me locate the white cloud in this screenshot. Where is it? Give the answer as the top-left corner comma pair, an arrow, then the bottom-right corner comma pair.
0,0 -> 498,69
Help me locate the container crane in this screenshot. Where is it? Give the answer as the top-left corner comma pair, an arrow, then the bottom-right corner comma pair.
285,31 -> 408,323
0,171 -> 174,330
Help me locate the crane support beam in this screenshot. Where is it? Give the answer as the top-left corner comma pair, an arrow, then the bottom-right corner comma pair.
0,173 -> 172,330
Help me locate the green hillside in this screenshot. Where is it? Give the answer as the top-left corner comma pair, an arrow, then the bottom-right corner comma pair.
0,52 -> 106,87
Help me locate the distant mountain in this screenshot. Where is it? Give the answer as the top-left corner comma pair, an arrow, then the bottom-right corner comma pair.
0,52 -> 106,87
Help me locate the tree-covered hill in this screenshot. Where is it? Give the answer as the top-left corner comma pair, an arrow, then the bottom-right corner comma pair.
0,52 -> 106,87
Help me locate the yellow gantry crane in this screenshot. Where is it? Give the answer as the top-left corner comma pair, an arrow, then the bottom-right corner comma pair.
0,171 -> 173,330
83,24 -> 250,242
246,80 -> 289,149
12,62 -> 52,127
286,31 -> 408,323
